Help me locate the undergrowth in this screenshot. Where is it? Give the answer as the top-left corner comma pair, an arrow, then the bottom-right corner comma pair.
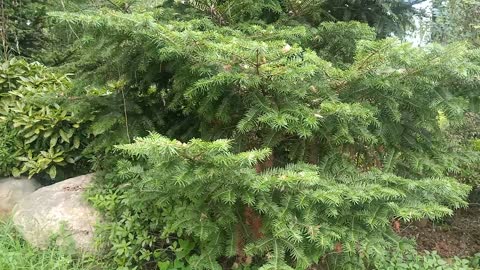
0,219 -> 98,270
375,249 -> 480,270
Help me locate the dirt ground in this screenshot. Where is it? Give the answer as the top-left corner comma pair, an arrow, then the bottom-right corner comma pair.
400,205 -> 480,258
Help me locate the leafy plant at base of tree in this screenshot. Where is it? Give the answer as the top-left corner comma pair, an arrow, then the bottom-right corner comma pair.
0,58 -> 89,179
0,57 -> 160,179
374,249 -> 479,270
89,134 -> 470,270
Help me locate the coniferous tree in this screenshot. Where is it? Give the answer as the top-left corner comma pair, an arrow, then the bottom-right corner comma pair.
316,0 -> 427,38
50,4 -> 480,175
89,134 -> 469,269
43,0 -> 480,269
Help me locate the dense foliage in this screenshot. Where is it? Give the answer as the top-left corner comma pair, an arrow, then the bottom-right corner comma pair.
45,0 -> 480,269
0,0 -> 52,60
431,0 -> 480,44
89,134 -> 470,269
0,0 -> 479,269
376,250 -> 480,270
50,2 -> 480,181
0,58 -> 90,179
0,58 -> 148,179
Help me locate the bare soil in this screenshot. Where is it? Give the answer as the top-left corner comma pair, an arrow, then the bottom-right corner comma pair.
400,205 -> 480,258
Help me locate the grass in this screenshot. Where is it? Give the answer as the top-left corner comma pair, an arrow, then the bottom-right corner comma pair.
0,219 -> 98,270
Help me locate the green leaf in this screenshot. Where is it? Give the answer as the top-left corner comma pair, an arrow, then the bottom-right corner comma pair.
59,129 -> 70,143
43,129 -> 53,138
15,156 -> 29,162
11,167 -> 21,177
53,157 -> 64,163
73,136 -> 81,149
24,134 -> 39,144
50,135 -> 59,147
48,166 -> 57,179
157,261 -> 171,270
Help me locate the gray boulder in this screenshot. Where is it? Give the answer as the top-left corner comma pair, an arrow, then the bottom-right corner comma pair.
0,177 -> 41,218
13,174 -> 99,253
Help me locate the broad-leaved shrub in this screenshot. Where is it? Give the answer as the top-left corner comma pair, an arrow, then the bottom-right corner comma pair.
0,59 -> 89,179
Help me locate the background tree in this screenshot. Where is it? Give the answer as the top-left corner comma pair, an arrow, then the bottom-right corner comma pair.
0,0 -> 52,60
317,0 -> 428,38
430,0 -> 480,44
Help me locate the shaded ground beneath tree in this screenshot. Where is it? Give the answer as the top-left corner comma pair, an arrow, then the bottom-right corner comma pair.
400,205 -> 480,258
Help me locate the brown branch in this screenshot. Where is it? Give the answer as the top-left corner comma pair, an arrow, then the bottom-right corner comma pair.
120,87 -> 131,143
105,0 -> 127,13
255,49 -> 260,75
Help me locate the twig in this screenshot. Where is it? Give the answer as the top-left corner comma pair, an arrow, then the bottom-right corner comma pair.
121,87 -> 131,143
105,0 -> 131,13
255,49 -> 260,75
60,0 -> 80,39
